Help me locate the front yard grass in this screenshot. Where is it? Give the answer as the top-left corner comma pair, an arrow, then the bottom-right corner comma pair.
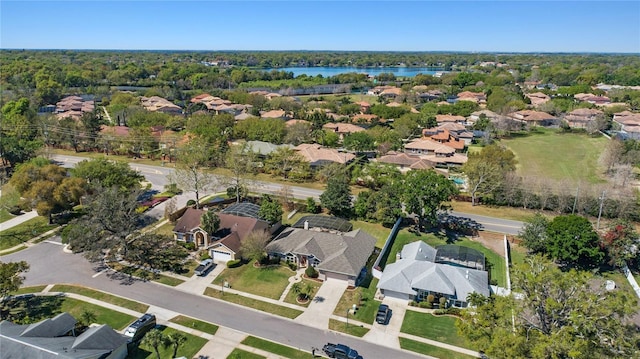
283,278 -> 321,307
0,216 -> 58,250
203,287 -> 302,319
334,277 -> 379,324
391,230 -> 507,287
60,297 -> 136,330
50,284 -> 149,313
450,200 -> 543,222
241,336 -> 313,359
228,349 -> 266,359
399,338 -> 476,359
0,184 -> 20,223
169,315 -> 219,335
212,263 -> 293,300
328,318 -> 369,337
127,326 -> 207,359
401,311 -> 473,350
13,285 -> 47,295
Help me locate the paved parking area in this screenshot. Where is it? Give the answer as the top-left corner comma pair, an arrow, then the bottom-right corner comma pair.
294,278 -> 348,329
362,297 -> 407,348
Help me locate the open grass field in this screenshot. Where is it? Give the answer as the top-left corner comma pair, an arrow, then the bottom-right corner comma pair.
401,311 -> 473,350
500,129 -> 608,184
0,216 -> 58,250
241,336 -> 313,359
399,338 -> 476,359
212,263 -> 293,300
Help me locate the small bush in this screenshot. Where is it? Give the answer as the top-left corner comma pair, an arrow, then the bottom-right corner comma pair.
490,279 -> 498,286
135,206 -> 149,214
178,241 -> 196,251
439,296 -> 447,308
227,259 -> 242,268
306,197 -> 319,214
434,307 -> 462,317
286,261 -> 297,271
200,252 -> 211,260
427,294 -> 435,303
8,206 -> 22,215
409,301 -> 419,307
186,199 -> 196,207
305,266 -> 318,278
418,301 -> 432,309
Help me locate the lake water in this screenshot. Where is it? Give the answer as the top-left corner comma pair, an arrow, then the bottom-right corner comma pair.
266,66 -> 444,78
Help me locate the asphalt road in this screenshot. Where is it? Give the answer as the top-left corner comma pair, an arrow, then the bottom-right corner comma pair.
52,154 -> 524,234
1,238 -> 426,359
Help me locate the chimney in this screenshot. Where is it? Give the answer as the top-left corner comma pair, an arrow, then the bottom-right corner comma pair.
304,220 -> 309,230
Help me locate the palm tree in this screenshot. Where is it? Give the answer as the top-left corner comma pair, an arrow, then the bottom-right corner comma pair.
164,332 -> 187,358
79,309 -> 97,328
290,282 -> 302,301
466,292 -> 487,307
141,329 -> 165,359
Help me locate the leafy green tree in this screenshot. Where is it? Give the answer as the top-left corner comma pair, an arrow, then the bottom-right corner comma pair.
305,197 -> 319,214
79,309 -> 97,327
240,230 -> 270,264
258,195 -> 282,224
265,147 -> 307,180
171,138 -> 218,209
354,185 -> 402,227
141,329 -> 165,359
545,215 -> 604,268
125,232 -> 189,273
601,220 -> 639,268
201,210 -> 220,237
72,158 -> 143,190
458,255 -> 639,359
319,174 -> 352,218
164,331 -> 187,359
223,143 -> 258,203
342,132 -> 375,151
402,170 -> 458,230
518,213 -> 549,254
461,144 -> 516,206
0,261 -> 29,302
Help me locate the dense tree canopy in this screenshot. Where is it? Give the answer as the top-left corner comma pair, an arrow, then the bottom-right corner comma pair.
545,214 -> 604,267
402,170 -> 458,229
72,158 -> 144,190
319,173 -> 352,218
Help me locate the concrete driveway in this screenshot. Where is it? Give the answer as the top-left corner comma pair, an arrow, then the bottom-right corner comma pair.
362,297 -> 407,348
294,278 -> 348,329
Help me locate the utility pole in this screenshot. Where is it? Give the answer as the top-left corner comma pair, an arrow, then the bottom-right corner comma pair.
572,184 -> 580,214
596,190 -> 606,230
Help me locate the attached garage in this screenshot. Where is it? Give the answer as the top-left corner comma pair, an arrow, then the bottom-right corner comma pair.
380,289 -> 413,301
209,248 -> 233,263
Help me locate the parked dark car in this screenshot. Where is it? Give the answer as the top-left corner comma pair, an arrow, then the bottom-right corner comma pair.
322,343 -> 363,359
376,304 -> 390,325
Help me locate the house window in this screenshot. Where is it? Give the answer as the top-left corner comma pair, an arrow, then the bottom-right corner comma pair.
176,233 -> 184,241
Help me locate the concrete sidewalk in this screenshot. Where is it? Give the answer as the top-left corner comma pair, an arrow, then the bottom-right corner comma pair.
294,279 -> 348,329
0,210 -> 38,232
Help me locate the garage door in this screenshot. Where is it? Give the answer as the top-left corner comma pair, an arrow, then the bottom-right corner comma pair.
211,250 -> 232,263
323,271 -> 350,282
382,289 -> 411,301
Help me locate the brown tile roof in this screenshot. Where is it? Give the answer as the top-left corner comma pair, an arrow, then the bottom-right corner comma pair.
509,110 -> 556,122
405,139 -> 456,154
261,110 -> 286,119
99,125 -> 130,137
352,114 -> 379,123
386,102 -> 404,107
295,144 -> 355,165
190,93 -> 213,103
172,208 -> 205,233
421,153 -> 468,165
568,108 -> 603,117
355,101 -> 371,107
436,114 -> 466,123
285,119 -> 311,127
322,122 -> 366,134
378,152 -> 420,166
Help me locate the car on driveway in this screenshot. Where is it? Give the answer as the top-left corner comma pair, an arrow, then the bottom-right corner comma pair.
376,304 -> 390,325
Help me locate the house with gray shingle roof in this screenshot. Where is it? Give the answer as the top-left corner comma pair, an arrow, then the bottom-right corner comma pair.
0,312 -> 128,359
266,226 -> 376,286
378,241 -> 489,307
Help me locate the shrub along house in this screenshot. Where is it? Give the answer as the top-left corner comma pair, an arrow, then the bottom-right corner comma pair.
265,216 -> 376,286
172,205 -> 270,263
377,241 -> 489,307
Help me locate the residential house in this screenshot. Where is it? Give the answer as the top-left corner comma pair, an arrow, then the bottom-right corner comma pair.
435,114 -> 466,125
140,96 -> 182,114
243,140 -> 294,158
456,91 -> 486,104
235,112 -> 256,121
322,122 -> 366,140
0,312 -> 128,359
613,111 -> 640,140
355,101 -> 371,113
260,109 -> 287,120
525,92 -> 551,107
294,143 -> 356,167
375,152 -> 435,172
352,114 -> 379,125
377,241 -> 490,307
423,123 -> 474,146
367,86 -> 402,98
266,220 -> 376,286
172,206 -> 270,262
285,119 -> 311,127
55,96 -> 95,120
508,110 -> 558,127
564,108 -> 604,129
404,138 -> 468,167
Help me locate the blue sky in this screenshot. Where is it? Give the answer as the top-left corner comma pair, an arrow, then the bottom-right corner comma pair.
1,1 -> 639,53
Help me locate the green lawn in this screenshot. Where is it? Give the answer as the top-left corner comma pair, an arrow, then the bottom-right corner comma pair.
500,129 -> 608,184
401,311 -> 473,350
328,318 -> 369,337
0,216 -> 58,250
127,326 -> 207,359
169,315 -> 219,335
13,285 -> 47,295
391,230 -> 507,287
283,278 -> 321,307
227,349 -> 266,359
350,220 -> 392,248
213,263 -> 293,300
399,338 -> 476,359
152,221 -> 177,237
203,287 -> 303,319
50,284 -> 150,313
241,336 -> 313,359
0,184 -> 20,223
334,278 -> 379,324
60,298 -> 136,330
